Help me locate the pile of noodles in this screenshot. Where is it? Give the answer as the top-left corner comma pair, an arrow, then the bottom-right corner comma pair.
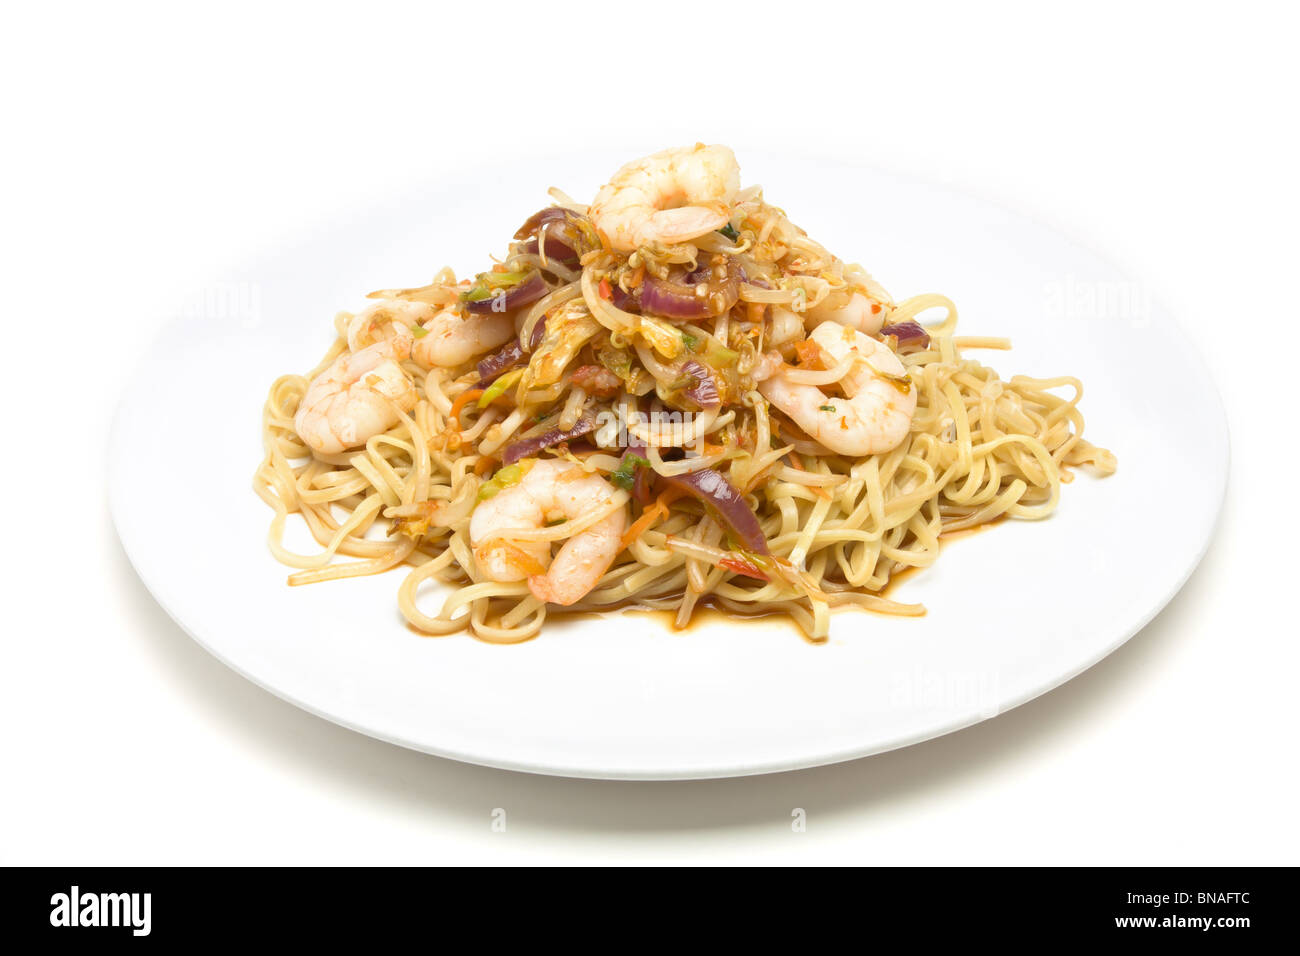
254,184 -> 1116,643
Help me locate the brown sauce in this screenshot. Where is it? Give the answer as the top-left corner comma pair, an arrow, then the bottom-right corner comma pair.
403,516 -> 1007,643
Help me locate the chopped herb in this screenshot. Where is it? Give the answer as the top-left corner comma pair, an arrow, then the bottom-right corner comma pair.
718,223 -> 740,242
477,368 -> 524,408
610,453 -> 650,491
460,270 -> 529,303
493,463 -> 525,488
819,404 -> 835,412
681,332 -> 700,351
477,461 -> 528,501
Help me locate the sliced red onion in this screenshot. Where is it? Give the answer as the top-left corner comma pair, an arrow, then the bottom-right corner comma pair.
620,440 -> 653,505
662,468 -> 769,554
880,320 -> 930,353
609,282 -> 638,313
501,413 -> 597,465
680,359 -> 721,409
521,235 -> 580,263
477,340 -> 524,384
641,257 -> 740,320
528,313 -> 548,350
477,315 -> 550,383
515,207 -> 590,265
514,206 -> 571,239
465,271 -> 548,315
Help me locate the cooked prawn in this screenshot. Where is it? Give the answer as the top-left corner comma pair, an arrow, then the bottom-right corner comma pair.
757,321 -> 917,456
807,289 -> 887,335
469,458 -> 628,606
768,305 -> 805,348
411,306 -> 515,369
295,337 -> 418,455
347,298 -> 437,352
589,144 -> 740,252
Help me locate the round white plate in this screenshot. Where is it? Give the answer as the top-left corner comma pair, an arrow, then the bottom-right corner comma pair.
109,152 -> 1227,780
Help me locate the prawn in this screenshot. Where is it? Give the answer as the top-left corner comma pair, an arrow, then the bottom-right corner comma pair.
347,297 -> 514,369
347,298 -> 437,352
589,144 -> 740,252
806,289 -> 888,335
412,306 -> 515,369
768,305 -> 805,348
757,321 -> 917,456
469,458 -> 628,606
295,336 -> 418,455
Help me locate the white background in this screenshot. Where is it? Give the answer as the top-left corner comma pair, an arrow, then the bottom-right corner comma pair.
2,1 -> 1296,864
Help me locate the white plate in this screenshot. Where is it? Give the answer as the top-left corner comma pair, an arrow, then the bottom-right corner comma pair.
109,152 -> 1228,780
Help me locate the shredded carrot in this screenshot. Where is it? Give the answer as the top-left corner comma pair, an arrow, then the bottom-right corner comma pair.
628,263 -> 645,289
598,277 -> 612,301
794,340 -> 827,370
473,455 -> 496,478
448,388 -> 485,424
784,451 -> 830,499
621,489 -> 682,548
719,554 -> 769,581
491,263 -> 508,273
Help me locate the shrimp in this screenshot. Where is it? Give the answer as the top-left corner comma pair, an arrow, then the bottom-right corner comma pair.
589,144 -> 740,252
756,321 -> 917,456
295,337 -> 417,455
347,298 -> 437,351
411,306 -> 515,369
768,305 -> 805,348
806,290 -> 887,335
469,458 -> 628,606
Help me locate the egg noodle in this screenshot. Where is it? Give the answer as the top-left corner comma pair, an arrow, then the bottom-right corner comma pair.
254,146 -> 1115,643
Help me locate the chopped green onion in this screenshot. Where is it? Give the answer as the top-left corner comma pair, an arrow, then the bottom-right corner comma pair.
493,463 -> 525,488
610,453 -> 650,491
477,368 -> 524,408
718,223 -> 740,242
460,270 -> 530,303
681,332 -> 700,351
476,461 -> 528,501
819,404 -> 835,412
